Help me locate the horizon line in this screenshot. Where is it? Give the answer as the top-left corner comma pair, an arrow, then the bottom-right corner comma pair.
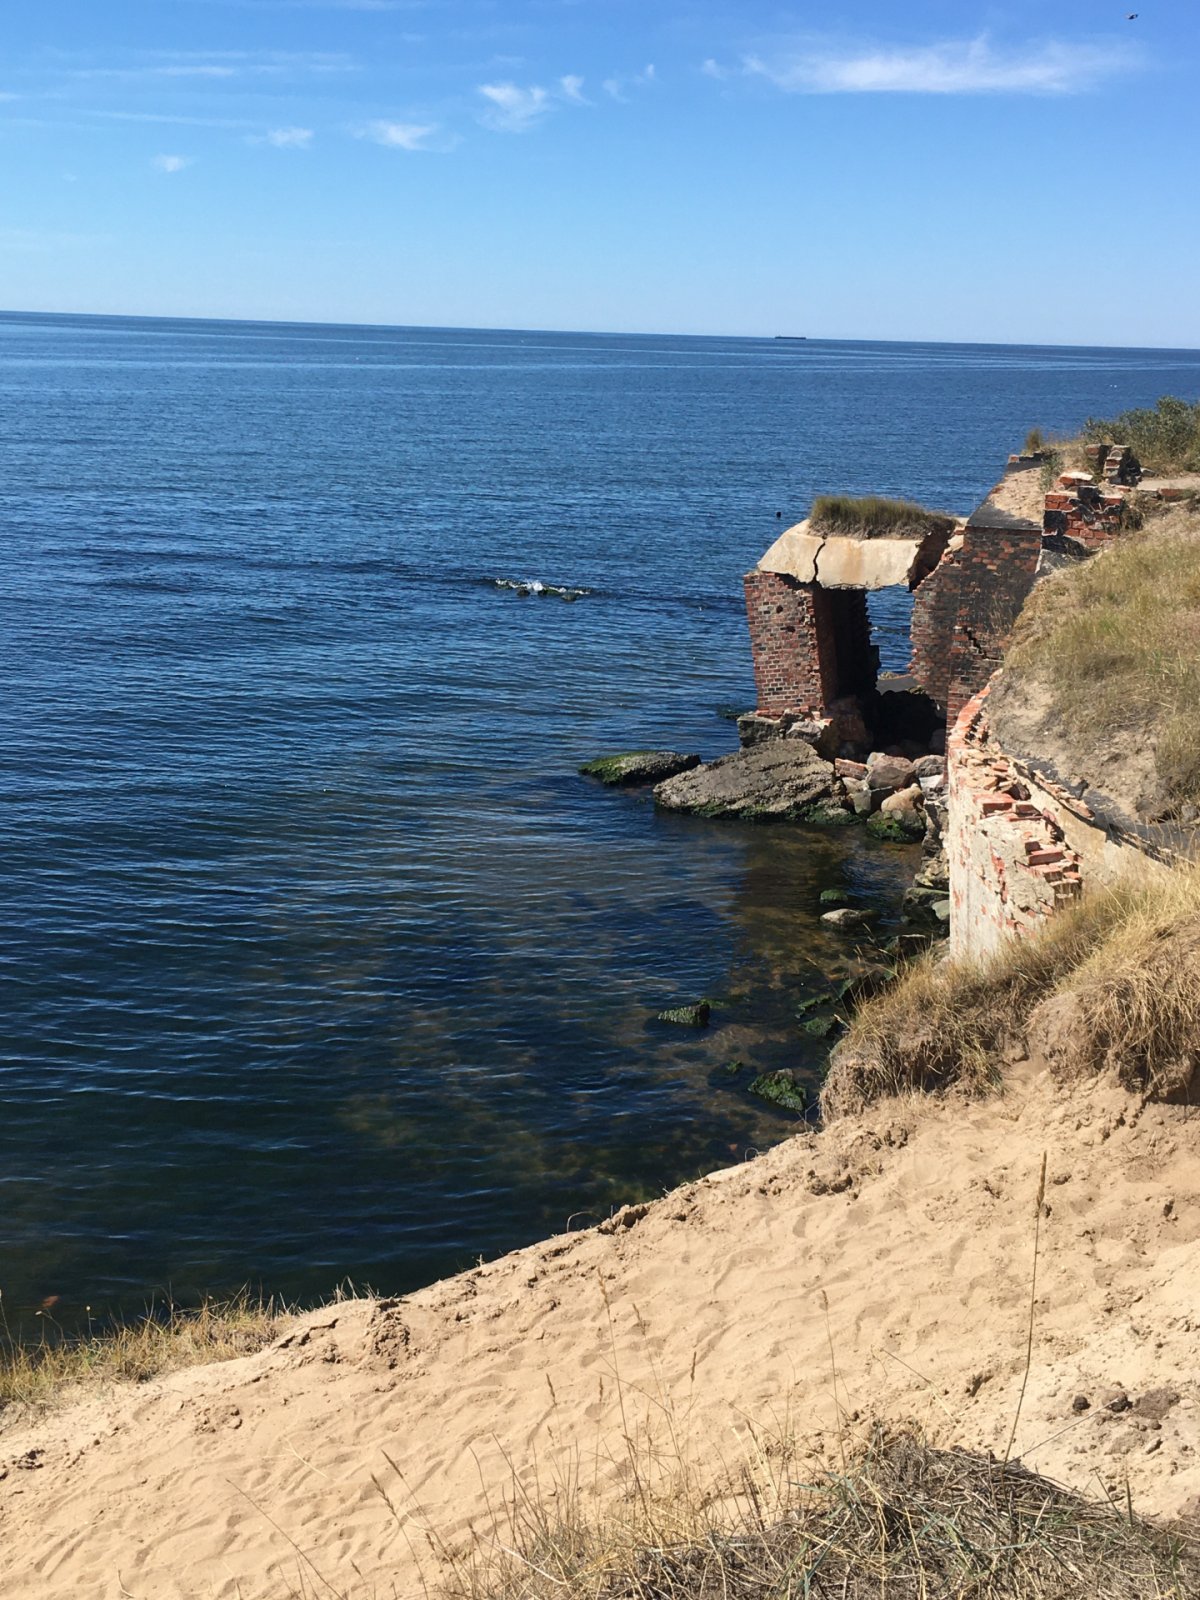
0,305 -> 1198,356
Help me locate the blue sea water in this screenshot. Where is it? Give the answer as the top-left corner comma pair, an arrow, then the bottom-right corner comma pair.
4,313 -> 1200,1327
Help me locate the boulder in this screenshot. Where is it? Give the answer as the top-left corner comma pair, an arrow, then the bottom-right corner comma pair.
784,718 -> 839,761
736,712 -> 784,748
654,740 -> 835,820
866,752 -> 917,794
821,907 -> 879,931
912,755 -> 945,782
748,1069 -> 807,1114
880,783 -> 925,818
657,1001 -> 711,1027
801,800 -> 858,828
844,778 -> 874,817
580,751 -> 700,787
866,811 -> 924,842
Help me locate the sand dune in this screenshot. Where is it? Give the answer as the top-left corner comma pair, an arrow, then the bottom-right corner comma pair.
4,1062 -> 1199,1598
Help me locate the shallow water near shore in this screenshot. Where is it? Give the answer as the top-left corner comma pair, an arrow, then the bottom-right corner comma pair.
4,314 -> 1200,1328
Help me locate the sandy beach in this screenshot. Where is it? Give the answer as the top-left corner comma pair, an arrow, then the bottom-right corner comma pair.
4,1058 -> 1198,1597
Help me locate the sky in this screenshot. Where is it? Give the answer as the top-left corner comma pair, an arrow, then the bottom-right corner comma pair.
2,2 -> 1198,344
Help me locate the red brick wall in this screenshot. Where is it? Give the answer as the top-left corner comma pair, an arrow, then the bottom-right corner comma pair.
910,525 -> 1042,725
743,571 -> 874,717
742,569 -> 826,715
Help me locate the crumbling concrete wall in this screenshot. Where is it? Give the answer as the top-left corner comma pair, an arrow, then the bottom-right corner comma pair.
947,682 -> 1176,960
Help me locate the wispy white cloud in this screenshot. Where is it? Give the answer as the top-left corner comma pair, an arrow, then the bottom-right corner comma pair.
559,74 -> 587,104
152,153 -> 191,173
265,125 -> 313,147
601,63 -> 656,101
360,118 -> 439,150
742,35 -> 1134,95
700,59 -> 726,81
478,81 -> 552,132
64,50 -> 355,82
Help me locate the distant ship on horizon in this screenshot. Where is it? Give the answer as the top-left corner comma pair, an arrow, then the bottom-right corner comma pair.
773,335 -> 807,341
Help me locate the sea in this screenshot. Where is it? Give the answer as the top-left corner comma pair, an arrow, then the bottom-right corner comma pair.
4,313 -> 1200,1329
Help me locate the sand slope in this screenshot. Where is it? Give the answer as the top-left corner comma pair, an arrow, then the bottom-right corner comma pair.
4,1064 -> 1200,1598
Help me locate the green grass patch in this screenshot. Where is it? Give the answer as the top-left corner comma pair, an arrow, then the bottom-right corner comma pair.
809,495 -> 954,540
1081,395 -> 1200,475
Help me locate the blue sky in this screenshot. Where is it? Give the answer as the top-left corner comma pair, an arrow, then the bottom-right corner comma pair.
3,2 -> 1197,343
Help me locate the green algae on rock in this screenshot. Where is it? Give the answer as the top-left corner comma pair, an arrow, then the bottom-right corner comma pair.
580,751 -> 700,787
748,1069 -> 807,1113
657,1001 -> 711,1027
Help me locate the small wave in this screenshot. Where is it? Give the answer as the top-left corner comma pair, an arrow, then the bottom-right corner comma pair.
492,577 -> 589,602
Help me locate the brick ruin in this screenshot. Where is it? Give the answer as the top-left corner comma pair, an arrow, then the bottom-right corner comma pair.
742,490 -> 1043,757
741,440 -> 1187,762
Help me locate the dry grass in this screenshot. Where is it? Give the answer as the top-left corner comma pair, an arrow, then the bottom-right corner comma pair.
440,1425 -> 1200,1600
1003,505 -> 1200,809
809,495 -> 954,540
1032,874 -> 1200,1101
0,1290 -> 292,1419
823,870 -> 1200,1121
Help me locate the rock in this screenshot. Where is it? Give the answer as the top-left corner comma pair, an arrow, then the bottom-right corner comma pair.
866,752 -> 917,794
1101,1387 -> 1131,1414
784,718 -> 839,760
801,801 -> 858,828
1134,1387 -> 1180,1421
581,751 -> 700,787
819,888 -> 850,907
657,1001 -> 711,1027
1071,1394 -> 1091,1413
835,758 -> 868,781
801,1012 -> 844,1039
866,810 -> 924,842
748,1069 -> 807,1114
913,755 -> 945,782
932,899 -> 951,923
654,740 -> 835,820
838,963 -> 896,1003
736,712 -> 784,748
821,907 -> 879,930
736,712 -> 836,759
719,1059 -> 744,1077
879,782 -> 925,818
844,779 -> 874,818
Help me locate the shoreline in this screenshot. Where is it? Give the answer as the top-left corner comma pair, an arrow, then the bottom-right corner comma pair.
5,1055 -> 1200,1596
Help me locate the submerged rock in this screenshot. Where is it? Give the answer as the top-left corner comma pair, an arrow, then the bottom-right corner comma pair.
801,1012 -> 844,1039
801,800 -> 858,828
748,1069 -> 807,1114
821,907 -> 879,931
494,578 -> 588,602
866,810 -> 924,843
580,751 -> 700,787
818,888 -> 850,907
653,740 -> 834,820
657,1001 -> 711,1027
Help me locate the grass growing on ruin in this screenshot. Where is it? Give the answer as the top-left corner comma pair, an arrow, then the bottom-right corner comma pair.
824,867 -> 1200,1119
1004,504 -> 1200,808
0,1290 -> 292,1418
1082,395 -> 1200,475
809,495 -> 954,539
438,1425 -> 1200,1600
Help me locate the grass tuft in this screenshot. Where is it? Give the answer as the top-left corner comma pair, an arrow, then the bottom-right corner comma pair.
823,869 -> 1200,1120
443,1425 -> 1200,1600
809,495 -> 954,540
0,1290 -> 291,1419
